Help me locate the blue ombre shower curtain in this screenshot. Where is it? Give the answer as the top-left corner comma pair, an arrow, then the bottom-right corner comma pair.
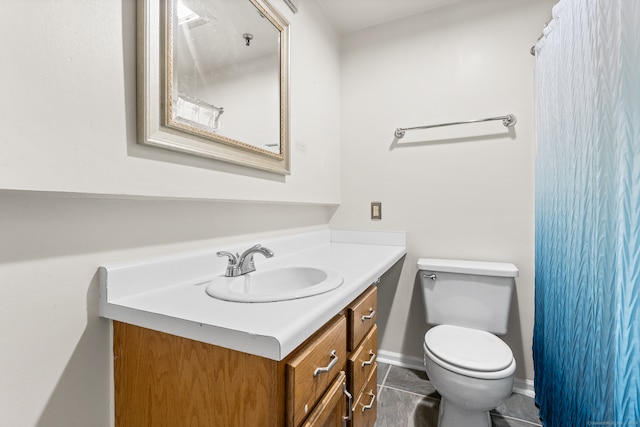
533,0 -> 640,425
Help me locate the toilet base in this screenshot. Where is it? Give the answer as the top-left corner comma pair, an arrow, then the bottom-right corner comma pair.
438,397 -> 491,427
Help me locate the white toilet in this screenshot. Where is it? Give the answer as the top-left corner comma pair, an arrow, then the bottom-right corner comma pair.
418,258 -> 519,427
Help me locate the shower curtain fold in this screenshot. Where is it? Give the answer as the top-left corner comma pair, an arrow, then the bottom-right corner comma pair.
534,0 -> 640,425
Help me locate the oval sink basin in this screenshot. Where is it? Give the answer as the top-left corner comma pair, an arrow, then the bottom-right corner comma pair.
205,266 -> 344,303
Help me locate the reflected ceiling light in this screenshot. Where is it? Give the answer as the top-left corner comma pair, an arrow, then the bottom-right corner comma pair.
177,2 -> 199,25
177,0 -> 214,27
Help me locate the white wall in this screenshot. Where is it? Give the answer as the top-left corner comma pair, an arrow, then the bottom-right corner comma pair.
331,0 -> 554,381
0,0 -> 340,426
0,0 -> 340,204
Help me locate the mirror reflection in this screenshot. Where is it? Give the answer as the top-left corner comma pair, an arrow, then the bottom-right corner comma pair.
167,0 -> 284,156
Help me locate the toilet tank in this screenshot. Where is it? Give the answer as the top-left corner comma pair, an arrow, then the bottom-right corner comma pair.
418,258 -> 518,335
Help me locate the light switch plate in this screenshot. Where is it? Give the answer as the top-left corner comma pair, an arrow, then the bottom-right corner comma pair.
371,202 -> 382,220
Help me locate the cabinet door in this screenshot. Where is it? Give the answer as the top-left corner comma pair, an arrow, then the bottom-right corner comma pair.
113,322 -> 283,427
302,372 -> 348,427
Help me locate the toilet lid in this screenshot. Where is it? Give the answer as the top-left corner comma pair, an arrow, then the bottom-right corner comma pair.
425,325 -> 513,372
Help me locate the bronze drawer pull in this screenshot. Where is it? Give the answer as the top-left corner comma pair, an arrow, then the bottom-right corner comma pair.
361,350 -> 376,368
361,308 -> 375,321
313,350 -> 338,377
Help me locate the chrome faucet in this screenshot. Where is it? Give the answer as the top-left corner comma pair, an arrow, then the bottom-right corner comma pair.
217,244 -> 274,277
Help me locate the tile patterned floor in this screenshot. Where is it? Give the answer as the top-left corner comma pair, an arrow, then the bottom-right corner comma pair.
375,363 -> 541,427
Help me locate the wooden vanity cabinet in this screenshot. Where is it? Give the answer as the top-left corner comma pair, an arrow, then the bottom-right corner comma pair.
113,285 -> 379,427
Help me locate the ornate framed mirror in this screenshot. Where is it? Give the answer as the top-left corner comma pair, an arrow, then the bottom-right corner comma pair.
137,0 -> 290,174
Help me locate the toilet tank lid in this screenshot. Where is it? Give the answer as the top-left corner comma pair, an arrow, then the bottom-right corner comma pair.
417,258 -> 519,277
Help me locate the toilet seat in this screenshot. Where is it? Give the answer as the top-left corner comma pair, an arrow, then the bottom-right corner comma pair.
424,325 -> 516,380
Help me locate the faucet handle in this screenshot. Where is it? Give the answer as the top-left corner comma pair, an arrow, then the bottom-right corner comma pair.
217,251 -> 238,264
217,251 -> 239,277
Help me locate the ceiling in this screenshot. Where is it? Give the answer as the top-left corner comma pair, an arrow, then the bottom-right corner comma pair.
316,0 -> 464,34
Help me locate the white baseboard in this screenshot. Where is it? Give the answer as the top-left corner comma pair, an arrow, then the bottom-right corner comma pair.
377,349 -> 424,371
377,349 -> 536,399
512,378 -> 536,398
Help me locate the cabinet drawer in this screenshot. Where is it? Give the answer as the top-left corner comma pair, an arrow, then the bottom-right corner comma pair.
348,324 -> 377,398
351,366 -> 377,427
301,371 -> 347,427
286,315 -> 347,427
347,286 -> 377,351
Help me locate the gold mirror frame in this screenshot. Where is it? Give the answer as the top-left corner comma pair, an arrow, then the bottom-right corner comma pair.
137,0 -> 290,175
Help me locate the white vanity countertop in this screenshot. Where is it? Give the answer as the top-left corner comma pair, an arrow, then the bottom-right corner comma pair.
99,228 -> 406,361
